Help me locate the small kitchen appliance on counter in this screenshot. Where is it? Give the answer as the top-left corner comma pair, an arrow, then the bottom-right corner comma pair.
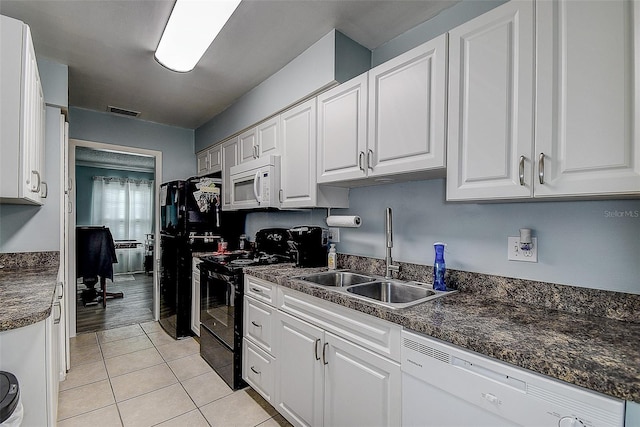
198,228 -> 293,390
288,226 -> 329,268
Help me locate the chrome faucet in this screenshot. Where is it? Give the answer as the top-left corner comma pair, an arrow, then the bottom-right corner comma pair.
385,207 -> 400,279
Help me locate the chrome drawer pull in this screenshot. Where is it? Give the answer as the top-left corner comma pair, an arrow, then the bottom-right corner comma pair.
251,321 -> 262,328
250,287 -> 263,293
250,366 -> 261,375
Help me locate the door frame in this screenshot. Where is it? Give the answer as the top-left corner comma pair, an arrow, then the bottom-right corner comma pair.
68,138 -> 162,338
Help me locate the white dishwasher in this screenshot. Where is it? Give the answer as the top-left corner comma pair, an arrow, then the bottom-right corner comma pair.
401,330 -> 624,427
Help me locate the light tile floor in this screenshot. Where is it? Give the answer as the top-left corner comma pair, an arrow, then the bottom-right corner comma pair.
58,321 -> 291,427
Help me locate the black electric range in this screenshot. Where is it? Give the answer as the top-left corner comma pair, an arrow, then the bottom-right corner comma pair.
198,228 -> 292,390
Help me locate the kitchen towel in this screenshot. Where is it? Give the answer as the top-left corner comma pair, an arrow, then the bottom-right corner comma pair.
326,215 -> 361,228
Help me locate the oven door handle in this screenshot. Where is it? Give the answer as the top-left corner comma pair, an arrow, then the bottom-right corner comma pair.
253,170 -> 261,203
204,270 -> 234,283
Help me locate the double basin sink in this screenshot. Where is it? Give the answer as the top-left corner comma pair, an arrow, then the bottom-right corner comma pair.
293,271 -> 454,309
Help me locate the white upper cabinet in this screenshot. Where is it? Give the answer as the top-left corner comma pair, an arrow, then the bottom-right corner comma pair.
1,15 -> 46,205
317,34 -> 447,185
446,0 -> 535,201
317,73 -> 369,183
238,127 -> 257,164
534,0 -> 640,197
238,117 -> 281,165
280,99 -> 349,209
221,136 -> 238,210
368,33 -> 448,179
280,99 -> 318,208
447,0 -> 640,201
196,144 -> 222,176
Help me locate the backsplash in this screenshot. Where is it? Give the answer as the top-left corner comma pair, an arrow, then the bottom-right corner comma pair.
0,251 -> 60,270
338,254 -> 640,324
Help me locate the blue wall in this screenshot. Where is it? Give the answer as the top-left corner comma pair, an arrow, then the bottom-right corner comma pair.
75,166 -> 154,226
69,107 -> 195,183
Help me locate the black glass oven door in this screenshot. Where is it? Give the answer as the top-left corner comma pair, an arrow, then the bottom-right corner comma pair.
200,268 -> 236,349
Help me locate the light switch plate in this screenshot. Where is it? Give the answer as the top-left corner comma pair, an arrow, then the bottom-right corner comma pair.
508,236 -> 537,262
329,228 -> 340,242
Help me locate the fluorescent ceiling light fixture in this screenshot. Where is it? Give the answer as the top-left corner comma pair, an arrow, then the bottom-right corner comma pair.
155,0 -> 241,72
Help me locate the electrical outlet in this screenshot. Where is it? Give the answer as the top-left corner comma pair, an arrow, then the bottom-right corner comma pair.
329,228 -> 340,242
507,236 -> 538,262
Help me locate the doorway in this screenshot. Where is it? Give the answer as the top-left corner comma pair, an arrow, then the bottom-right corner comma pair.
68,139 -> 162,337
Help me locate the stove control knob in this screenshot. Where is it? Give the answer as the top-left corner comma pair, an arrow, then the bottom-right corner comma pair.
559,417 -> 584,427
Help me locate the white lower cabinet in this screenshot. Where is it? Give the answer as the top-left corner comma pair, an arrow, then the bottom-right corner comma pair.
191,257 -> 201,336
242,275 -> 402,427
0,314 -> 60,426
275,310 -> 401,427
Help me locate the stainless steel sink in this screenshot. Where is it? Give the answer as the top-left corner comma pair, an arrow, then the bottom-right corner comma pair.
347,281 -> 435,303
346,280 -> 452,309
296,271 -> 376,287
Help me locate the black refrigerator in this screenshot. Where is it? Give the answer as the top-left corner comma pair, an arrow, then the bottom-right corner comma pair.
159,176 -> 244,339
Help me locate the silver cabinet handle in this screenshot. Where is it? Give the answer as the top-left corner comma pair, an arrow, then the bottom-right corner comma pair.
250,287 -> 263,293
314,338 -> 321,361
53,301 -> 61,324
251,321 -> 262,328
57,281 -> 64,299
250,366 -> 261,375
41,181 -> 48,198
367,149 -> 374,171
322,342 -> 329,365
31,170 -> 41,192
253,145 -> 259,159
68,178 -> 73,191
538,153 -> 545,184
358,151 -> 365,171
518,156 -> 525,186
279,189 -> 283,203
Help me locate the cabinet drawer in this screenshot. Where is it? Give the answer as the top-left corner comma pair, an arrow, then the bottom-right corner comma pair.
243,338 -> 275,404
245,275 -> 276,306
244,296 -> 275,354
278,287 -> 402,362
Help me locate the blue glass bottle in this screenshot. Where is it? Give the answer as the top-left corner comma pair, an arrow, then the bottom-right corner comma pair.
433,243 -> 447,291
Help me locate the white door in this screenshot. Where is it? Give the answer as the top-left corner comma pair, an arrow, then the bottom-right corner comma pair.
534,0 -> 640,197
257,116 -> 280,157
280,99 -> 317,208
276,311 -> 324,427
317,74 -> 368,183
221,137 -> 238,209
239,127 -> 257,164
368,33 -> 448,178
446,0 -> 535,201
323,332 -> 401,427
62,120 -> 70,370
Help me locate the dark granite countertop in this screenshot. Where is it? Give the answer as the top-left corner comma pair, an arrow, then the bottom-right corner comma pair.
0,267 -> 59,331
244,263 -> 640,403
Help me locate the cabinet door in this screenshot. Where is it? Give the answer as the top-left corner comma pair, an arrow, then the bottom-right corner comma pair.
446,1 -> 535,201
221,137 -> 238,210
317,74 -> 368,183
276,311 -> 324,427
324,332 -> 401,427
196,150 -> 210,176
534,0 -> 640,197
368,33 -> 447,179
280,99 -> 317,208
238,128 -> 257,164
257,116 -> 280,157
208,144 -> 222,173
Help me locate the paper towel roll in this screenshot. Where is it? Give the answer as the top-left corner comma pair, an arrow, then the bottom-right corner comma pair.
326,215 -> 361,228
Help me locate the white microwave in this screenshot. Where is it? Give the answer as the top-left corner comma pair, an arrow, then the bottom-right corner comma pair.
229,155 -> 281,210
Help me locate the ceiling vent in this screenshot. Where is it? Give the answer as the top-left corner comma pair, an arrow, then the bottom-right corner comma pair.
107,106 -> 141,118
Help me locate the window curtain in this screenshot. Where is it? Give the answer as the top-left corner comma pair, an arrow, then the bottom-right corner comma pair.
90,176 -> 154,273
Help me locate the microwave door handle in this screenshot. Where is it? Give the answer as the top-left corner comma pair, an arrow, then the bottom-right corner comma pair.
253,170 -> 261,203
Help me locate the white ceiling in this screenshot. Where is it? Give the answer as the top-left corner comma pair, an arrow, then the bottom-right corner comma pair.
0,0 -> 457,130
